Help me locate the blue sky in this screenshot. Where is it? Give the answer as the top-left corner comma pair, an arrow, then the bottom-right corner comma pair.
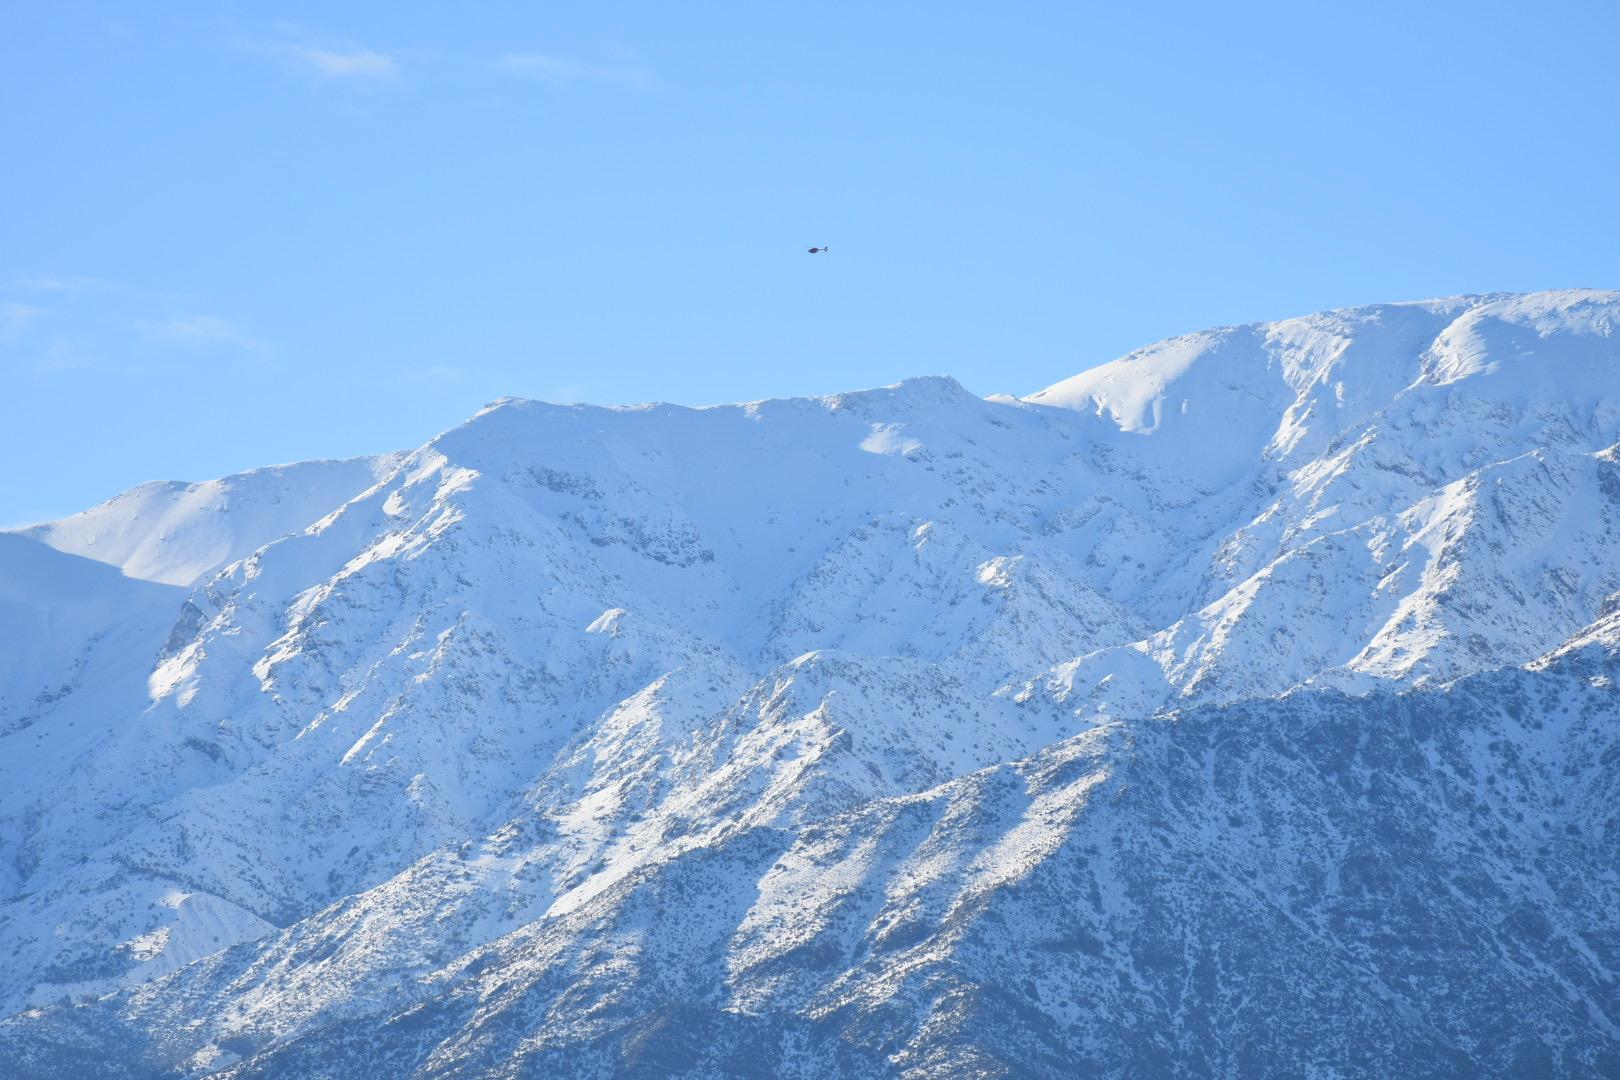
4,1 -> 1618,524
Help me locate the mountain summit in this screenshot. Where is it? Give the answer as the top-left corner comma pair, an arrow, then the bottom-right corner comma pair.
3,290 -> 1618,1077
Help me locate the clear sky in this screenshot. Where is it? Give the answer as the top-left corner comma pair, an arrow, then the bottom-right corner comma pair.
4,1 -> 1618,524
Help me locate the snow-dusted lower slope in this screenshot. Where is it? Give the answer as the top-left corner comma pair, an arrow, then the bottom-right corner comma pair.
11,639 -> 1614,1077
2,289 -> 1618,1077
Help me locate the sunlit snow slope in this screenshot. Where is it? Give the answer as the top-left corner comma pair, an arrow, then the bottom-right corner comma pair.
2,290 -> 1618,1078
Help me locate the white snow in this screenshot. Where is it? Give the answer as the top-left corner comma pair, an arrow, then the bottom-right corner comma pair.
3,289 -> 1619,1075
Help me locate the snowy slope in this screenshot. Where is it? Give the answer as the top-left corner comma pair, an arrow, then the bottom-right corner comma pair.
1,289 -> 1618,1077
0,535 -> 181,777
21,455 -> 400,586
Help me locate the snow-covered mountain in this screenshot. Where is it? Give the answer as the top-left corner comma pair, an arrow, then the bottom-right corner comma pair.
2,289 -> 1617,1077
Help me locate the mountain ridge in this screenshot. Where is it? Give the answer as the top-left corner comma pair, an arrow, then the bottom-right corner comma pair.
2,288 -> 1617,1077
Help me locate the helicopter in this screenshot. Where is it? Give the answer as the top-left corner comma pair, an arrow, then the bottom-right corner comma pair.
807,245 -> 829,254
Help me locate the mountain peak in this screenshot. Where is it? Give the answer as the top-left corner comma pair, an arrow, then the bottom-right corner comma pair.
1027,289 -> 1620,430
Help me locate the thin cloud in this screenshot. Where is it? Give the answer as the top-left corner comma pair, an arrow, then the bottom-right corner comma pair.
14,274 -> 137,295
495,53 -> 656,90
298,46 -> 398,79
136,314 -> 273,358
245,32 -> 400,82
31,340 -> 91,374
0,302 -> 43,338
16,276 -> 76,292
2,277 -> 277,378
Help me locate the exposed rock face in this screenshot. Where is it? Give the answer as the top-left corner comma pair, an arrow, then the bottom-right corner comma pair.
2,290 -> 1618,1077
